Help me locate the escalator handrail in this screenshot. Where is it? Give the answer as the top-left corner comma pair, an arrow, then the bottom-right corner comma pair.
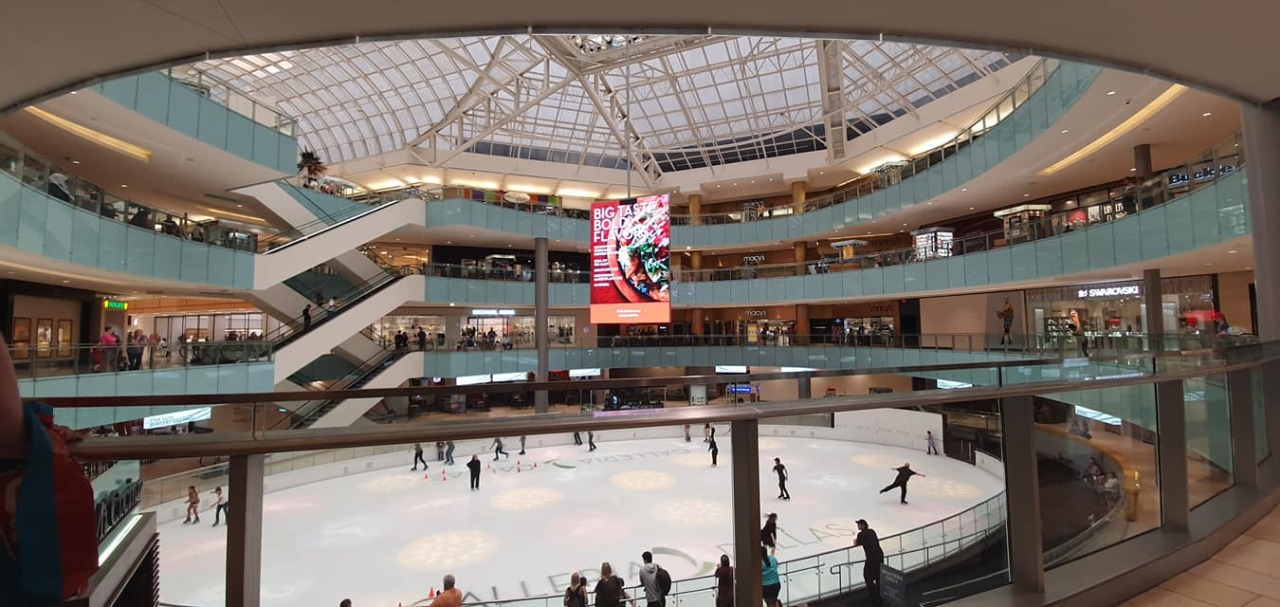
281,348 -> 405,430
260,194 -> 417,254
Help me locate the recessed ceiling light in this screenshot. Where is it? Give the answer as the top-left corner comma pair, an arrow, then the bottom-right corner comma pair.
961,188 -> 968,192
70,91 -> 77,95
733,182 -> 738,186
1229,250 -> 1237,254
819,171 -> 824,175
1106,91 -> 1116,96
716,185 -> 721,188
236,204 -> 243,208
750,180 -> 755,184
902,223 -> 908,226
1130,168 -> 1137,172
71,159 -> 80,164
769,178 -> 774,181
969,207 -> 975,210
1023,193 -> 1029,197
469,235 -> 474,238
446,241 -> 452,244
685,246 -> 691,250
927,201 -> 933,205
61,280 -> 69,284
380,251 -> 389,255
449,302 -> 455,307
1202,112 -> 1213,117
120,184 -> 128,188
1060,129 -> 1069,134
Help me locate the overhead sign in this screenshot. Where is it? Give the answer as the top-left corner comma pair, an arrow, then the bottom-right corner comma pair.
1076,284 -> 1141,299
103,300 -> 129,310
590,194 -> 671,324
727,384 -> 754,394
143,406 -> 212,430
472,308 -> 516,317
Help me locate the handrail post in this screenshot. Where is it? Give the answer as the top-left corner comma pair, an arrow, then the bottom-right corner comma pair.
1156,379 -> 1189,530
226,453 -> 265,607
731,419 -> 763,607
999,394 -> 1044,593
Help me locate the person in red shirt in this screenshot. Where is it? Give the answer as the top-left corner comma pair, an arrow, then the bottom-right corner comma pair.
429,574 -> 463,607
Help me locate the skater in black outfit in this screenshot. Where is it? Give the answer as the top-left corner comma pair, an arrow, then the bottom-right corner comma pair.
491,437 -> 510,461
709,437 -> 719,467
880,463 -> 924,504
772,458 -> 790,500
411,443 -> 428,471
467,455 -> 482,490
760,513 -> 779,552
853,519 -> 884,606
519,435 -> 526,455
588,430 -> 597,452
573,431 -> 583,445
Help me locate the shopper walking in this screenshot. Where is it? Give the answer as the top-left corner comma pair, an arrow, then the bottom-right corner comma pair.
302,305 -> 313,332
761,512 -> 779,552
772,457 -> 791,500
417,327 -> 428,352
412,443 -> 429,471
925,430 -> 940,455
211,486 -> 228,527
760,546 -> 781,607
587,430 -> 597,452
467,455 -> 482,490
491,437 -> 510,461
445,440 -> 456,465
709,436 -> 719,467
853,519 -> 884,606
880,462 -> 924,504
183,485 -> 200,524
713,555 -> 734,607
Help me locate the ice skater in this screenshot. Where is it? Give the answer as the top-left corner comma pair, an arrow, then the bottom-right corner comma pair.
467,455 -> 482,490
925,431 -> 939,455
853,519 -> 884,606
519,435 -> 526,455
573,431 -> 583,445
880,462 -> 924,504
703,423 -> 711,443
772,458 -> 790,500
412,442 -> 429,470
491,437 -> 510,461
183,485 -> 200,524
444,440 -> 456,465
210,486 -> 228,527
588,430 -> 597,452
709,436 -> 719,467
761,512 -> 779,552
684,424 -> 691,442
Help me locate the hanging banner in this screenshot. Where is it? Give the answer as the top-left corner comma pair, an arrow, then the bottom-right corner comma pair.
590,194 -> 671,323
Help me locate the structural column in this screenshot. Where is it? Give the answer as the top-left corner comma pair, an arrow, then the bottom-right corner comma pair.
791,180 -> 807,215
1000,395 -> 1044,592
688,193 -> 703,226
1156,380 -> 1189,531
1133,143 -> 1153,180
226,454 -> 265,607
794,304 -> 810,346
534,236 -> 549,413
1143,269 -> 1164,351
689,307 -> 704,337
730,420 -> 763,607
793,241 -> 807,277
1243,100 -> 1280,340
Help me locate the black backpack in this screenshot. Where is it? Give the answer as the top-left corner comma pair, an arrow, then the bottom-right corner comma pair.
656,566 -> 672,596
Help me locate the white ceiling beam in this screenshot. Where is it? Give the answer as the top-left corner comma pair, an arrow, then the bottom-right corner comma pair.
431,75 -> 578,166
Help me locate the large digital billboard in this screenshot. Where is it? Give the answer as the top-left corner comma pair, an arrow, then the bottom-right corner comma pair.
590,194 -> 671,323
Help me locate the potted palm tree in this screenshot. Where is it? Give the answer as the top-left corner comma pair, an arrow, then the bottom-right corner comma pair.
297,148 -> 327,190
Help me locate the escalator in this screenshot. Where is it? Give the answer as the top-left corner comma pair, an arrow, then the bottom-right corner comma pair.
273,347 -> 422,430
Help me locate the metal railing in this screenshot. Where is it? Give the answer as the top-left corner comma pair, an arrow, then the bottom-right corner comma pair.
4,340 -> 272,381
164,66 -> 298,137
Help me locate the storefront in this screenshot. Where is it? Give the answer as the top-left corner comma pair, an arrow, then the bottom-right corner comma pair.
1025,276 -> 1217,347
810,300 -> 900,344
375,311 -> 581,349
147,312 -> 281,343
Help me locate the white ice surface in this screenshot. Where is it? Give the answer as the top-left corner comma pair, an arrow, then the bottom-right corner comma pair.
155,436 -> 1003,606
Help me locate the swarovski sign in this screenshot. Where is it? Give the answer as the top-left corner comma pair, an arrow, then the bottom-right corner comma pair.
1076,285 -> 1141,299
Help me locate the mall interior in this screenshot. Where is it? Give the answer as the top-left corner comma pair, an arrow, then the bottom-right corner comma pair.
4,5 -> 1280,607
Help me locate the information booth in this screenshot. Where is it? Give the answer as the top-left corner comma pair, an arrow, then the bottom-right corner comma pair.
993,204 -> 1052,244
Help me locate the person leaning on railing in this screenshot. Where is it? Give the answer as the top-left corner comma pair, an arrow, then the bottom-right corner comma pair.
0,335 -> 100,603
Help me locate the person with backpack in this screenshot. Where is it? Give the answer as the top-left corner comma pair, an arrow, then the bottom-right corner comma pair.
638,550 -> 672,607
593,562 -> 628,607
563,572 -> 588,607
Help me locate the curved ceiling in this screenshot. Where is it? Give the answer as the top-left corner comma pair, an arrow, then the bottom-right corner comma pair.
188,36 -> 1017,181
1,0 -> 1276,118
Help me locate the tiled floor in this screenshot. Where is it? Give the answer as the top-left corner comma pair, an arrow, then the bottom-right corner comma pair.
1122,502 -> 1280,606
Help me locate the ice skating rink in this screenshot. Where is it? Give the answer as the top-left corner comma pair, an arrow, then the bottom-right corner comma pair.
155,434 -> 1003,606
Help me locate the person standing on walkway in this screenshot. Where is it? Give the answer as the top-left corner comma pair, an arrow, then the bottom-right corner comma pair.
638,551 -> 668,607
925,430 -> 940,455
709,436 -> 719,467
853,519 -> 884,606
491,437 -> 510,461
593,562 -> 628,607
564,572 -> 589,607
302,305 -> 312,332
518,435 -> 526,455
713,555 -> 733,607
760,546 -> 781,607
412,443 -> 428,471
467,455 -> 481,490
587,430 -> 597,452
444,440 -> 456,465
210,487 -> 228,527
772,458 -> 791,500
880,463 -> 924,504
417,327 -> 428,352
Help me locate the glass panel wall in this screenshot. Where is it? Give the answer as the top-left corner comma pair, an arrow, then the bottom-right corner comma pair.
1185,374 -> 1234,507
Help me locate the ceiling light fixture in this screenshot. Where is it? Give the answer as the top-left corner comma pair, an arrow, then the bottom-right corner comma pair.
1060,129 -> 1069,134
1229,250 -> 1238,254
1040,84 -> 1187,176
961,188 -> 968,192
25,107 -> 153,162
120,184 -> 128,188
1203,112 -> 1213,117
1106,91 -> 1117,96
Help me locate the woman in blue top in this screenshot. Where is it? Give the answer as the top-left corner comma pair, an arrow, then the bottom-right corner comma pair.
760,546 -> 781,607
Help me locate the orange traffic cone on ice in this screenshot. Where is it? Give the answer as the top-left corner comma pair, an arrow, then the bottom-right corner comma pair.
442,470 -> 447,482
429,587 -> 436,598
533,462 -> 538,468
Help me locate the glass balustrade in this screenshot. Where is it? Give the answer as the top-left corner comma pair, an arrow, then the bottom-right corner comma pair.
163,66 -> 298,137
5,341 -> 274,382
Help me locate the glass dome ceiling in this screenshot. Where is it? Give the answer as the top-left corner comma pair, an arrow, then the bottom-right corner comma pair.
193,36 -> 1018,184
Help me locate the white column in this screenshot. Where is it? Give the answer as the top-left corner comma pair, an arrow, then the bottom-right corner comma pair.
1242,100 -> 1280,340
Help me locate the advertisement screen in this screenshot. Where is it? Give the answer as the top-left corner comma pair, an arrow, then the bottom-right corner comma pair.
590,194 -> 671,323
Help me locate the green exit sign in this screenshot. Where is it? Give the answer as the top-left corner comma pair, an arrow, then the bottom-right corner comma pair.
103,300 -> 129,310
